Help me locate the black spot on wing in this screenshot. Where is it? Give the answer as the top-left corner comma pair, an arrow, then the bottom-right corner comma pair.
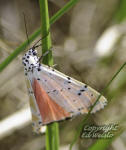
38,68 -> 41,71
80,89 -> 85,92
68,81 -> 71,83
64,80 -> 71,84
78,92 -> 81,96
53,89 -> 57,92
67,77 -> 71,80
85,85 -> 87,88
60,88 -> 63,92
78,85 -> 88,94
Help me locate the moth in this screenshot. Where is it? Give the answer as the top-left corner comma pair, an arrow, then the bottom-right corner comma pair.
22,48 -> 107,133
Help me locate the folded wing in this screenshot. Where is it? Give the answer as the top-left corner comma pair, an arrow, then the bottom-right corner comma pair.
31,65 -> 107,125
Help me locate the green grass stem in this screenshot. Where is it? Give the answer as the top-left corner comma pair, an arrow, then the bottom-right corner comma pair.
39,0 -> 59,150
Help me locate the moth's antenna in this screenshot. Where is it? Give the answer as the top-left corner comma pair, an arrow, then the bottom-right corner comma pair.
32,29 -> 50,49
23,12 -> 30,47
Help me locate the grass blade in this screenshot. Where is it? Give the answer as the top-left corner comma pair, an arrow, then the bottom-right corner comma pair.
39,0 -> 59,150
115,0 -> 126,22
39,0 -> 53,65
46,123 -> 59,150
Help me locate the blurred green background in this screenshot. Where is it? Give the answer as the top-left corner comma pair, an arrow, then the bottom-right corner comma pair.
0,0 -> 126,150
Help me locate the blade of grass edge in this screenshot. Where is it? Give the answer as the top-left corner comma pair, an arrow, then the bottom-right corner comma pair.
70,62 -> 126,150
114,0 -> 126,23
0,0 -> 79,72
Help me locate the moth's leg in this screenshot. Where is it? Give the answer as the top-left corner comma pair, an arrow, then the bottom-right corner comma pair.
42,47 -> 53,57
52,64 -> 57,67
40,48 -> 58,68
39,47 -> 53,62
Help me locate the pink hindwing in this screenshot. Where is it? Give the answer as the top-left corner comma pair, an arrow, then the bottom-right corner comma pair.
22,49 -> 107,133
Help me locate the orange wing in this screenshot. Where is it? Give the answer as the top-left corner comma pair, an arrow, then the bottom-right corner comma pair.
32,79 -> 71,125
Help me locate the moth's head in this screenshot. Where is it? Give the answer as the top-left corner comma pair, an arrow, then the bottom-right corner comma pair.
22,48 -> 39,71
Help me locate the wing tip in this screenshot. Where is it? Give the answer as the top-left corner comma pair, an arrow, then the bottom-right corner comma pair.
91,95 -> 107,113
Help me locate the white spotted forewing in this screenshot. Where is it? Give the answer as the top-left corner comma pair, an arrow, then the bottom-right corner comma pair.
22,49 -> 107,133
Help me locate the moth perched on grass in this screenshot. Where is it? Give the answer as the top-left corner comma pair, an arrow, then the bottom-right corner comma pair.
22,48 -> 107,133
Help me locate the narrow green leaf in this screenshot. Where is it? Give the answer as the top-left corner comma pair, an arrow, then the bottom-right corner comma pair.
39,0 -> 59,150
39,0 -> 53,65
115,0 -> 126,23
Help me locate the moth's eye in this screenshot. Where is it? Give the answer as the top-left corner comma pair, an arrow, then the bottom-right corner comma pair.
27,56 -> 30,58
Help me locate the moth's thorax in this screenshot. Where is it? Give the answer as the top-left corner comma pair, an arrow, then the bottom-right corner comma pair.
22,48 -> 39,72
